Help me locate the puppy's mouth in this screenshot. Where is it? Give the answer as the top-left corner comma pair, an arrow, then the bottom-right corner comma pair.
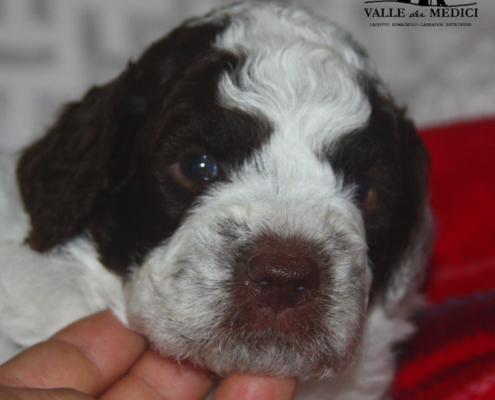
225,300 -> 331,345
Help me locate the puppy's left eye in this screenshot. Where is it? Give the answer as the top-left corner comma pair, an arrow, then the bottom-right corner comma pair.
179,155 -> 219,182
353,175 -> 370,203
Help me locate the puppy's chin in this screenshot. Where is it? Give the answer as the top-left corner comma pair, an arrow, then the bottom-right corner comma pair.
126,265 -> 368,381
128,312 -> 364,381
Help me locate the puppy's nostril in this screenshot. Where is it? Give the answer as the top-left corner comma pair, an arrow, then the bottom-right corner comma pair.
246,253 -> 320,310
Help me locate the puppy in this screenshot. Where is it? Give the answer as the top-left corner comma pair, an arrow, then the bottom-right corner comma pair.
0,1 -> 433,399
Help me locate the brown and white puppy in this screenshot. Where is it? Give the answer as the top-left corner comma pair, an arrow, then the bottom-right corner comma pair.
0,2 -> 433,399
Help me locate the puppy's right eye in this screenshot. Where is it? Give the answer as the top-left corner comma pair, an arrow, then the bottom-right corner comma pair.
353,175 -> 370,203
179,155 -> 219,182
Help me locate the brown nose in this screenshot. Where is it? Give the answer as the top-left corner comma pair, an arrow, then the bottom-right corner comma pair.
246,252 -> 320,311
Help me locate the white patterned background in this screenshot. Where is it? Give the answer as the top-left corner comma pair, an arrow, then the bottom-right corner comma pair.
0,0 -> 494,152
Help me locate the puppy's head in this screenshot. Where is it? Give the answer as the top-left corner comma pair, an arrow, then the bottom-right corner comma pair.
17,2 -> 431,380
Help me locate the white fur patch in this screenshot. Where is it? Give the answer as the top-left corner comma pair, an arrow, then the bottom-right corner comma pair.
0,153 -> 125,359
214,2 -> 372,152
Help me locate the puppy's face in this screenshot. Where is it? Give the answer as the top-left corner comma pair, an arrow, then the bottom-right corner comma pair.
17,4 -> 430,380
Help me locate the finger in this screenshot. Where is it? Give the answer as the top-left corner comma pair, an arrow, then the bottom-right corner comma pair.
212,374 -> 297,400
100,350 -> 216,400
0,387 -> 94,400
0,311 -> 147,397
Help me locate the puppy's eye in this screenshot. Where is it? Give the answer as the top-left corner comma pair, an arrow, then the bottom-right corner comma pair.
179,155 -> 219,182
353,175 -> 370,203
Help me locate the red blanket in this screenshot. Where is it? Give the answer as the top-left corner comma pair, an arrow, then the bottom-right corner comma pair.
394,118 -> 495,400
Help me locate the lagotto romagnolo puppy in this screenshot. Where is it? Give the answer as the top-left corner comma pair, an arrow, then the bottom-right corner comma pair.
0,1 -> 433,399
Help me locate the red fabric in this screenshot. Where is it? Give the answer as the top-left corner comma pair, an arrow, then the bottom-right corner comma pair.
394,291 -> 495,400
393,118 -> 495,400
423,118 -> 495,302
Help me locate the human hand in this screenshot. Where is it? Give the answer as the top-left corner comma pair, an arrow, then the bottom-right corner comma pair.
0,311 -> 297,400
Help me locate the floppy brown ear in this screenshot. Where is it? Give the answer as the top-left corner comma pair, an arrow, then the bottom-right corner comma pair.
16,20 -> 231,257
17,84 -> 118,252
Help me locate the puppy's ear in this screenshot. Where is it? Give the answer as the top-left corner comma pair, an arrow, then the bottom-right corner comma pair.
382,109 -> 433,311
361,81 -> 432,301
17,83 -> 118,252
17,21 -> 230,255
